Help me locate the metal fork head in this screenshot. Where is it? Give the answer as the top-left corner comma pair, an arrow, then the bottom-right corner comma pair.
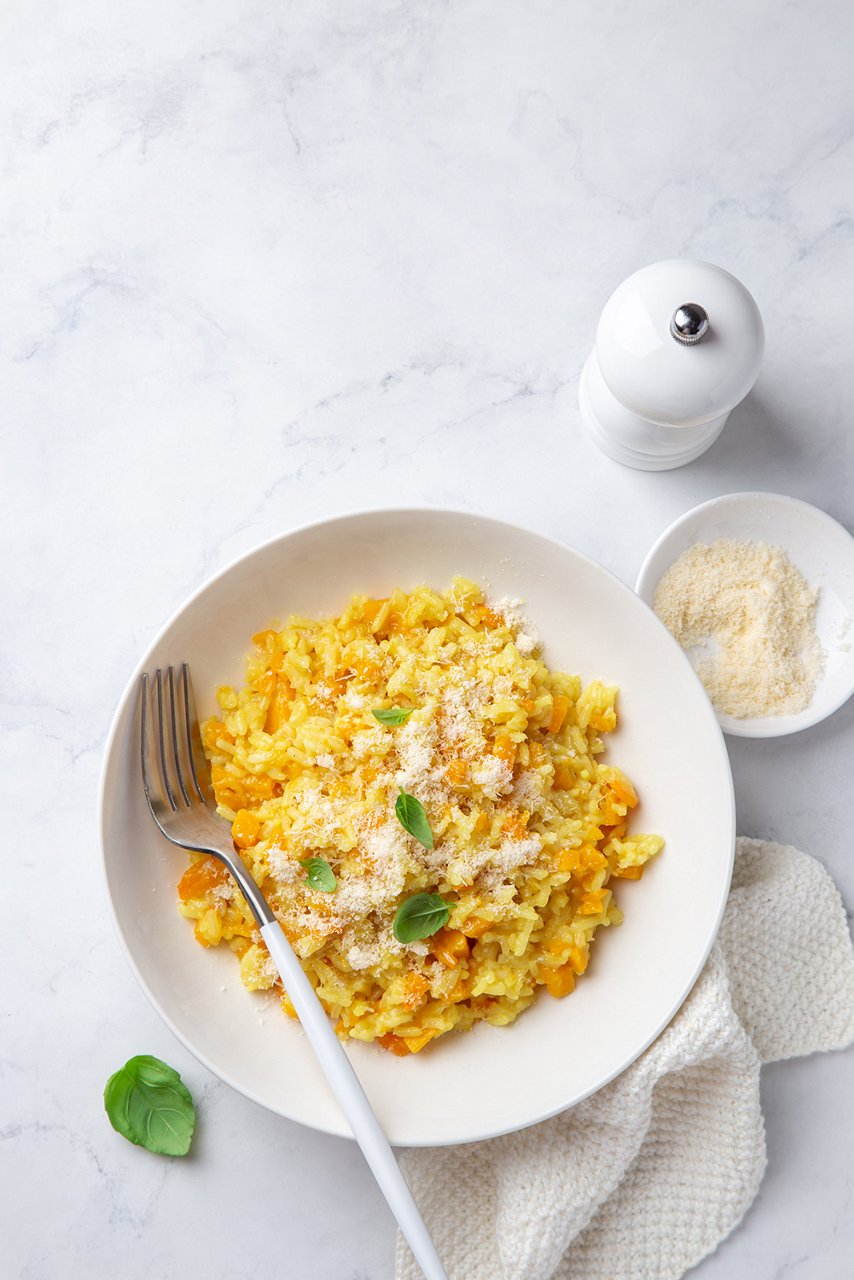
139,663 -> 274,926
140,664 -> 219,845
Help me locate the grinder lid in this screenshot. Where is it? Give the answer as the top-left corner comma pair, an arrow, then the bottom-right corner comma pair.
595,259 -> 765,429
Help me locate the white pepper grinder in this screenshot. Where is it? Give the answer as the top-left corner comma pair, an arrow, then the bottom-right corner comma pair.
579,259 -> 764,470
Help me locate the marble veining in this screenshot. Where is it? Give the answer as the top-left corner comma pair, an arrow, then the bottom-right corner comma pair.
2,1 -> 852,1277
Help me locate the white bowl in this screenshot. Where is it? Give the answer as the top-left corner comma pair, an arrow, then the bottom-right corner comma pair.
636,493 -> 854,738
100,509 -> 734,1146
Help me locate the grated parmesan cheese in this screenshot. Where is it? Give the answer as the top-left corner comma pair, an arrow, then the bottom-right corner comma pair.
511,768 -> 545,808
653,538 -> 825,719
496,596 -> 541,655
471,755 -> 513,799
346,941 -> 382,971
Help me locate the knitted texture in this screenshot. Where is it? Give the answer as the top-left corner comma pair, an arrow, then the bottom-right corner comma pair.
396,839 -> 854,1280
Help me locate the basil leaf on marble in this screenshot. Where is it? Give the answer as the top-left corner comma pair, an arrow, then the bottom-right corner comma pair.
300,856 -> 337,892
104,1055 -> 195,1156
393,893 -> 451,944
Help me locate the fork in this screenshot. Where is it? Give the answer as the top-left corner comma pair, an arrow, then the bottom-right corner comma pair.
140,664 -> 449,1280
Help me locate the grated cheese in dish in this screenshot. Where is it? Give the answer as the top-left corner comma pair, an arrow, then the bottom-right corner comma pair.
176,578 -> 663,1055
653,539 -> 824,719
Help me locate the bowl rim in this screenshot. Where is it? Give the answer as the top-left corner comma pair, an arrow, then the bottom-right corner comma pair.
635,491 -> 854,739
99,504 -> 735,1144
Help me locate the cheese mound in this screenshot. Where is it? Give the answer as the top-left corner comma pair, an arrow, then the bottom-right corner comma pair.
654,538 -> 824,719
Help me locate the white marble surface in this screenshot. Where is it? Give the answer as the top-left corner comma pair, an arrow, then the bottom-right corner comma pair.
3,1 -> 853,1276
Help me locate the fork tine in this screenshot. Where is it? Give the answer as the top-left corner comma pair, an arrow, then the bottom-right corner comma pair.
154,668 -> 178,811
180,662 -> 215,806
140,672 -> 156,803
165,666 -> 191,806
140,673 -> 168,816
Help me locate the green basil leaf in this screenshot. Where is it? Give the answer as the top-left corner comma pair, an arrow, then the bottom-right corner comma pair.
104,1055 -> 195,1156
395,789 -> 434,850
300,856 -> 337,892
372,707 -> 414,726
393,893 -> 451,944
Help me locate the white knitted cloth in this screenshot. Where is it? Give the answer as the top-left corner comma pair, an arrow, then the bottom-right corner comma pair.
396,839 -> 854,1280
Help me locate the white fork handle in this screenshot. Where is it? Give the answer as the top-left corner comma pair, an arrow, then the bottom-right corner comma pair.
260,921 -> 449,1280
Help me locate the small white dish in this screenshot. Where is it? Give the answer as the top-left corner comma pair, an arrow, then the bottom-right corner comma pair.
101,508 -> 734,1146
636,492 -> 854,738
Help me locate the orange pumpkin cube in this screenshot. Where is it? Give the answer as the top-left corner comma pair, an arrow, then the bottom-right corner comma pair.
404,1027 -> 437,1054
552,764 -> 574,791
264,676 -> 294,733
431,928 -> 470,968
203,720 -> 233,751
178,855 -> 227,901
377,1033 -> 411,1056
402,973 -> 431,1011
611,863 -> 644,880
231,809 -> 261,849
361,598 -> 387,622
461,915 -> 491,938
446,758 -> 468,786
542,963 -> 576,998
493,733 -> 517,769
548,694 -> 570,734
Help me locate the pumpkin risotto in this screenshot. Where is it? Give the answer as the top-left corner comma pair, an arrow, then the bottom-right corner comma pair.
178,578 -> 663,1055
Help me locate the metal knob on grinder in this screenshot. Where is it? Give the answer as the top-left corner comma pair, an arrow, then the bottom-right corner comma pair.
579,260 -> 764,470
670,303 -> 710,345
